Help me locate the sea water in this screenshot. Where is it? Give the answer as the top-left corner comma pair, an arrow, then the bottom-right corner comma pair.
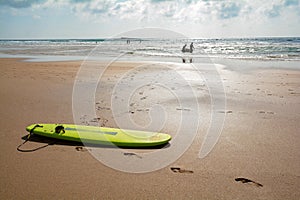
0,37 -> 299,63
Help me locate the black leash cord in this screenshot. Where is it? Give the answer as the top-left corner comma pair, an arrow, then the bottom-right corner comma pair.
16,124 -> 50,152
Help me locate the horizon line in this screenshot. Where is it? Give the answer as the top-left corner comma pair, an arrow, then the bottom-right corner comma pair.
0,35 -> 299,41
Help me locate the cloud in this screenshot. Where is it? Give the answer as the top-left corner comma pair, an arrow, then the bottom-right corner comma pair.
1,0 -> 299,23
0,0 -> 47,8
266,4 -> 281,18
284,0 -> 299,6
71,0 -> 148,21
217,2 -> 241,19
0,0 -> 299,38
257,0 -> 300,19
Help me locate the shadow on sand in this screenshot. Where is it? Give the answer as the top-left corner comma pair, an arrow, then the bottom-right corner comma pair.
17,133 -> 171,152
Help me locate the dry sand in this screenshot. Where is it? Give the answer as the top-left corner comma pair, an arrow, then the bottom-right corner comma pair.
0,58 -> 299,199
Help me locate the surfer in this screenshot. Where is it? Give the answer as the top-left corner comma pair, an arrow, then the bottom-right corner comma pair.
189,42 -> 194,53
182,43 -> 194,63
182,44 -> 187,52
182,43 -> 194,53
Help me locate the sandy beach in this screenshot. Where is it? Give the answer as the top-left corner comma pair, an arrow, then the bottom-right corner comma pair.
0,58 -> 299,199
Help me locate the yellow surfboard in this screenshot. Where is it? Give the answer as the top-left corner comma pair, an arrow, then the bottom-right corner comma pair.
26,124 -> 171,147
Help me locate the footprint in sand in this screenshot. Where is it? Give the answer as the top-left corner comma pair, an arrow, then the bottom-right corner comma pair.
90,118 -> 99,123
75,146 -> 88,152
89,117 -> 108,126
96,106 -> 111,111
123,152 -> 142,159
176,107 -> 191,111
140,96 -> 147,100
235,177 -> 263,187
258,111 -> 275,114
170,167 -> 194,174
218,110 -> 233,114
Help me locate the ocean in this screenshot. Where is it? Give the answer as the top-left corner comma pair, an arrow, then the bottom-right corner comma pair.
0,37 -> 299,62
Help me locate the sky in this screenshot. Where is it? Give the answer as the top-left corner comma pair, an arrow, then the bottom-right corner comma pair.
0,0 -> 299,39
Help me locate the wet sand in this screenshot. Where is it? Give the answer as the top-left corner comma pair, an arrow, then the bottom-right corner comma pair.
0,58 -> 299,199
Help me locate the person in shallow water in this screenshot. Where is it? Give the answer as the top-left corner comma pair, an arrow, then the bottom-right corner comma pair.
182,44 -> 187,52
189,42 -> 194,53
181,42 -> 195,53
181,43 -> 194,63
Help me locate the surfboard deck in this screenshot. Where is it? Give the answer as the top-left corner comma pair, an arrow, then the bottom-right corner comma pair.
26,124 -> 171,147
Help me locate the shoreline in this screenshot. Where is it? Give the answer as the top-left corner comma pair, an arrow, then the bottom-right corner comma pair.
0,58 -> 299,199
1,53 -> 299,72
0,53 -> 299,77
